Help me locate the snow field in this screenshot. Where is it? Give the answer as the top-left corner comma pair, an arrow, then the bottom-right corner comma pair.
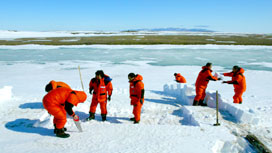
0,84 -> 255,153
1,59 -> 271,152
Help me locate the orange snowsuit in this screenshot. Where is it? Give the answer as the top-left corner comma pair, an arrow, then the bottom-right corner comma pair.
224,68 -> 246,104
89,75 -> 113,115
43,87 -> 87,129
129,74 -> 144,122
194,66 -> 218,101
175,73 -> 187,83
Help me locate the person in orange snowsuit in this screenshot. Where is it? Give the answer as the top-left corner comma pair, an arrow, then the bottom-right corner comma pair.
174,73 -> 187,83
45,80 -> 71,92
86,70 -> 113,121
128,73 -> 145,124
223,66 -> 246,104
193,63 -> 220,106
43,87 -> 87,138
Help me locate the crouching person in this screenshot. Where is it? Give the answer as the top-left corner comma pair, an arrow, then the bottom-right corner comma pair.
128,73 -> 144,124
174,73 -> 187,83
43,87 -> 87,138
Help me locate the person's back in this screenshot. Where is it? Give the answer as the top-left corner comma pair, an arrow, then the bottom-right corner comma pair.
43,87 -> 72,107
45,80 -> 71,92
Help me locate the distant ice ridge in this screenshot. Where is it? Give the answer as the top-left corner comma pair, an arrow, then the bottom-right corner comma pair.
0,30 -> 270,39
1,44 -> 272,50
163,83 -> 260,125
246,62 -> 272,68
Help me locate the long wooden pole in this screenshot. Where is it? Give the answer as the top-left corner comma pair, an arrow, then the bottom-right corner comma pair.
214,90 -> 220,126
78,65 -> 84,91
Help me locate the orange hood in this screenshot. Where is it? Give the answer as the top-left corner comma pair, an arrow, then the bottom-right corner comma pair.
238,68 -> 245,74
133,74 -> 143,82
74,91 -> 87,103
50,80 -> 58,89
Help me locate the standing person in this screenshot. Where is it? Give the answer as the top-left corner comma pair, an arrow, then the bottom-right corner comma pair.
45,80 -> 71,92
86,70 -> 113,121
128,73 -> 145,124
43,87 -> 87,138
222,66 -> 246,104
193,63 -> 220,106
174,73 -> 187,83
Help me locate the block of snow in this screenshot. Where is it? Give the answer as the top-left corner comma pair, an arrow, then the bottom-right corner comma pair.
0,86 -> 13,102
163,83 -> 260,125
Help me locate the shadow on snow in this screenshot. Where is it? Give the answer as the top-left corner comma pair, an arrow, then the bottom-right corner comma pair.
75,111 -> 131,124
5,118 -> 54,137
19,102 -> 44,109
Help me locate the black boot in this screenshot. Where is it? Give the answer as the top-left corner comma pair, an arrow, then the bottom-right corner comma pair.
193,100 -> 199,106
55,128 -> 70,138
86,112 -> 95,121
54,124 -> 67,134
134,120 -> 140,124
130,117 -> 135,121
101,114 -> 107,121
199,100 -> 207,106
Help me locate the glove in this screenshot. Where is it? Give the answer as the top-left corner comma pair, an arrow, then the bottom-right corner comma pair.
140,99 -> 143,104
108,95 -> 111,101
73,114 -> 79,121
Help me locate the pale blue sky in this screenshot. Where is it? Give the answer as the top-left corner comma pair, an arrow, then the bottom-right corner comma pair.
0,0 -> 271,33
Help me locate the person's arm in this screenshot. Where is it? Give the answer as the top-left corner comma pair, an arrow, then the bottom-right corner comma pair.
207,70 -> 218,81
65,101 -> 75,116
89,79 -> 94,94
223,72 -> 233,77
223,75 -> 239,84
107,82 -> 113,101
138,82 -> 144,104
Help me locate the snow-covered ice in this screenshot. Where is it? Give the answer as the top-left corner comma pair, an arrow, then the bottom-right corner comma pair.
0,45 -> 272,153
0,30 -> 266,40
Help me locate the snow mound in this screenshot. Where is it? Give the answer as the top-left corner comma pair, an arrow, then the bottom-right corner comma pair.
163,83 -> 260,125
0,86 -> 13,103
